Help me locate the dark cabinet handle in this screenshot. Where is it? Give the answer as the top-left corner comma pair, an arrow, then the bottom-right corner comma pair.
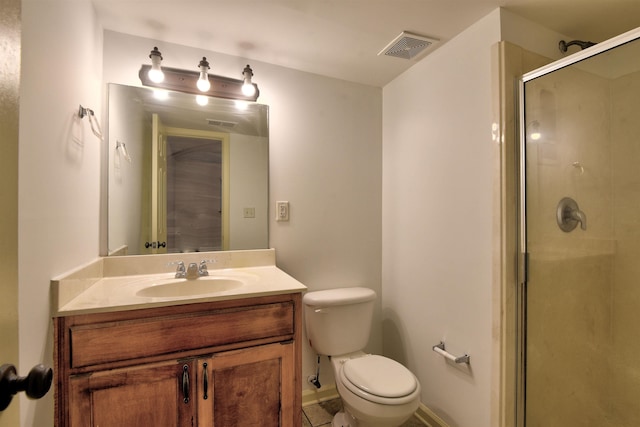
202,362 -> 208,400
182,364 -> 190,403
0,364 -> 53,411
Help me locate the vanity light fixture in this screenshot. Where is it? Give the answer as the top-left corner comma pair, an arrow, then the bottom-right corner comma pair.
197,57 -> 211,92
138,48 -> 260,102
147,47 -> 164,83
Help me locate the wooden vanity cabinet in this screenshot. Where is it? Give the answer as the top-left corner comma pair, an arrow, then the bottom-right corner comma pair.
54,293 -> 302,427
197,342 -> 295,426
68,359 -> 196,426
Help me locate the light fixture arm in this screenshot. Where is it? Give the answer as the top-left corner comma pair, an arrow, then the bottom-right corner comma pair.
243,64 -> 253,80
149,46 -> 163,62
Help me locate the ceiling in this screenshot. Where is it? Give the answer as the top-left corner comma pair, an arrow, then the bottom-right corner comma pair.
93,0 -> 640,87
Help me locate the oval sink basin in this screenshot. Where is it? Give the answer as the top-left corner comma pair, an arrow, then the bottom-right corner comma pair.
136,277 -> 244,298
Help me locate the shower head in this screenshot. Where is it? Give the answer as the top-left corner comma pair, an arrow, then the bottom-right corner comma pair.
559,39 -> 597,53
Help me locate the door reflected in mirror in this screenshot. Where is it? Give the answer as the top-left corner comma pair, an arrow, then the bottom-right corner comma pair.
106,84 -> 269,256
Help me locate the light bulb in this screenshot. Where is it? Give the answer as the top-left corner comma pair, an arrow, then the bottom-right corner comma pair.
197,74 -> 211,92
196,95 -> 209,106
148,47 -> 164,83
242,64 -> 256,97
197,57 -> 211,92
242,82 -> 256,97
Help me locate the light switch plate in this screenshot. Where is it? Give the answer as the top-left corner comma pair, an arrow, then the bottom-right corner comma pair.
243,207 -> 255,218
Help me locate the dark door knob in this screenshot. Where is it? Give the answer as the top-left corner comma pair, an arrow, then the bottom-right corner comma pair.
0,364 -> 53,411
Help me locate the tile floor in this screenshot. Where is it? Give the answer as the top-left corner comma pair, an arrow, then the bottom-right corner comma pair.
302,398 -> 426,427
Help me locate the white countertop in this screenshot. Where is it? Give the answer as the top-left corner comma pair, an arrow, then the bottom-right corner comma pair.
51,250 -> 307,316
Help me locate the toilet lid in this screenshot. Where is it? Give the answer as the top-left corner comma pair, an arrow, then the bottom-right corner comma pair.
342,355 -> 417,399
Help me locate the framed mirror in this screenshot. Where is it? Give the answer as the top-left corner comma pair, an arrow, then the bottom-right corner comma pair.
106,84 -> 269,256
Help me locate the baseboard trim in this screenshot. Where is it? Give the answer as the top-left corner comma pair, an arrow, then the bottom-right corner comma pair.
415,402 -> 449,427
302,385 -> 448,427
302,385 -> 340,406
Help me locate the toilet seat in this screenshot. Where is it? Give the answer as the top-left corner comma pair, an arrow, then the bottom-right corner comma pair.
339,355 -> 418,405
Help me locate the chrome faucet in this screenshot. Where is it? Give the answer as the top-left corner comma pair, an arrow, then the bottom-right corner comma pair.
172,261 -> 187,278
170,260 -> 215,279
198,259 -> 215,277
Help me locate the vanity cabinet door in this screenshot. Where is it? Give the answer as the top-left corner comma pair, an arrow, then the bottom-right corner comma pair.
197,342 -> 297,427
68,360 -> 196,427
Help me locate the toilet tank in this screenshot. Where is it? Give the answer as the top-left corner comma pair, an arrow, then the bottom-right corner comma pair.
302,287 -> 376,356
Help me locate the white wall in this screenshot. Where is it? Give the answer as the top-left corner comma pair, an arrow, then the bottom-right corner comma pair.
102,31 -> 383,393
229,134 -> 269,250
382,10 -> 500,427
19,1 -> 103,425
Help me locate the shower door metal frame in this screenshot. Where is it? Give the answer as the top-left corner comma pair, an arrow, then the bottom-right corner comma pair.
515,26 -> 640,427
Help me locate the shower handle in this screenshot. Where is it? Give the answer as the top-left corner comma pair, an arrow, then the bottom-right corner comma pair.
556,197 -> 587,232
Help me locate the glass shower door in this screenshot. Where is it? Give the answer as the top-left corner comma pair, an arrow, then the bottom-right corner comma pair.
522,30 -> 640,427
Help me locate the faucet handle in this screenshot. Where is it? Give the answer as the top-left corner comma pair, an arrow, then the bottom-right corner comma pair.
168,261 -> 186,278
198,259 -> 216,276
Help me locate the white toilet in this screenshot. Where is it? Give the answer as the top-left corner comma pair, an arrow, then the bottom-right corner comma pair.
303,287 -> 421,427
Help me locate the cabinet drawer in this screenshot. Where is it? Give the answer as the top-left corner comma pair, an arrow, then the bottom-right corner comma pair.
69,302 -> 293,368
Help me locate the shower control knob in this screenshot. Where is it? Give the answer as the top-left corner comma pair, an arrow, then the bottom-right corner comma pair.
0,363 -> 53,411
556,197 -> 587,232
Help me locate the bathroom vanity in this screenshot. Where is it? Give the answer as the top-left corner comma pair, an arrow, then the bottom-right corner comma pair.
51,249 -> 305,427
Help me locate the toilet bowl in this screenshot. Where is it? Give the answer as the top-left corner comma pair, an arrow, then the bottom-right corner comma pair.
331,352 -> 421,427
303,287 -> 421,427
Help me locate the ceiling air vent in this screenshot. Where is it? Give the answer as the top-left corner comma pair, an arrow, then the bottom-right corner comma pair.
206,119 -> 237,128
378,31 -> 439,60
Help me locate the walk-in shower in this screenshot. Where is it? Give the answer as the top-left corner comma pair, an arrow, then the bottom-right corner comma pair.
518,28 -> 640,427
